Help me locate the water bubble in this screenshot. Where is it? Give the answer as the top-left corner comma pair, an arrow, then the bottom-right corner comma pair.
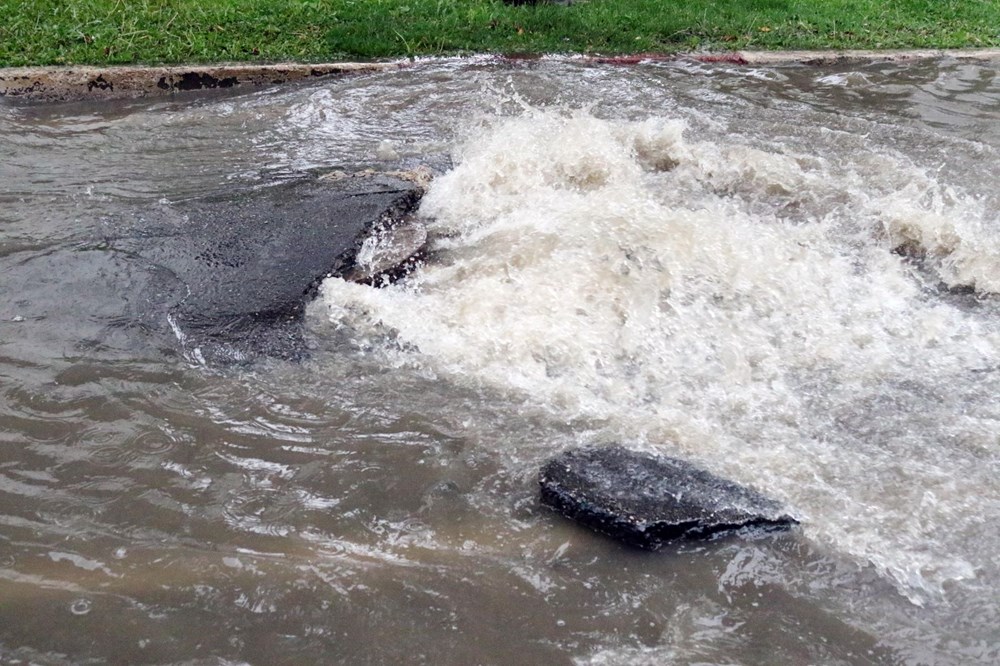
69,598 -> 92,616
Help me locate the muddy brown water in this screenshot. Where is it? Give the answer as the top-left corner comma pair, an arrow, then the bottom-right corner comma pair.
2,56 -> 1000,664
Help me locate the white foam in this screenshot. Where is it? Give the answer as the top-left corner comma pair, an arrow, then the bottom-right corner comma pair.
320,108 -> 1000,604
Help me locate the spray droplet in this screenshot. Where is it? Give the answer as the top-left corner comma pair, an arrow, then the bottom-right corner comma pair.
376,140 -> 400,161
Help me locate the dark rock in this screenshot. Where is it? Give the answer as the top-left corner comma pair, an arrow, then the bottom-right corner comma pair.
539,445 -> 797,549
116,176 -> 419,354
117,175 -> 424,362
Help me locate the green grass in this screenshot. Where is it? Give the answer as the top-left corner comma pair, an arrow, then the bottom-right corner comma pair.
1,0 -> 999,68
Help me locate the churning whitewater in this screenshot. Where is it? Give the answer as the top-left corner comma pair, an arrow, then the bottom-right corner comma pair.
321,106 -> 1000,604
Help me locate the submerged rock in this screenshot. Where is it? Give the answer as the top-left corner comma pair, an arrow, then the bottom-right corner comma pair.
539,445 -> 797,549
114,175 -> 425,362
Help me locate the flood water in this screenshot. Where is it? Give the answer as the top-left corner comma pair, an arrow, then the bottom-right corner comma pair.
2,56 -> 1000,664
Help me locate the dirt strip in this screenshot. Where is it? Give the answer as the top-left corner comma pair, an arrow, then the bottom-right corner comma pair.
4,49 -> 1000,103
0,61 -> 404,103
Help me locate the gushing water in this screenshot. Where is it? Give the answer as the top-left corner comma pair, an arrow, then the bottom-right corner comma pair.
322,105 -> 1000,605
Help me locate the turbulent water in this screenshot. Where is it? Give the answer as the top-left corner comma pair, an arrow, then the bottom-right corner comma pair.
2,56 -> 1000,664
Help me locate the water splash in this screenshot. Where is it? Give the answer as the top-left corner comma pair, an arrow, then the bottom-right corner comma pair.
321,106 -> 1000,604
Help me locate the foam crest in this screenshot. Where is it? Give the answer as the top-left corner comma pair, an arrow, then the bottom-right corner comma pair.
877,181 -> 1000,292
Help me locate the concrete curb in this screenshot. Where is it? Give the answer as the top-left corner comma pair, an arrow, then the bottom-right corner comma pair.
735,48 -> 1000,65
0,61 -> 404,103
4,49 -> 1000,103
583,47 -> 1000,66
